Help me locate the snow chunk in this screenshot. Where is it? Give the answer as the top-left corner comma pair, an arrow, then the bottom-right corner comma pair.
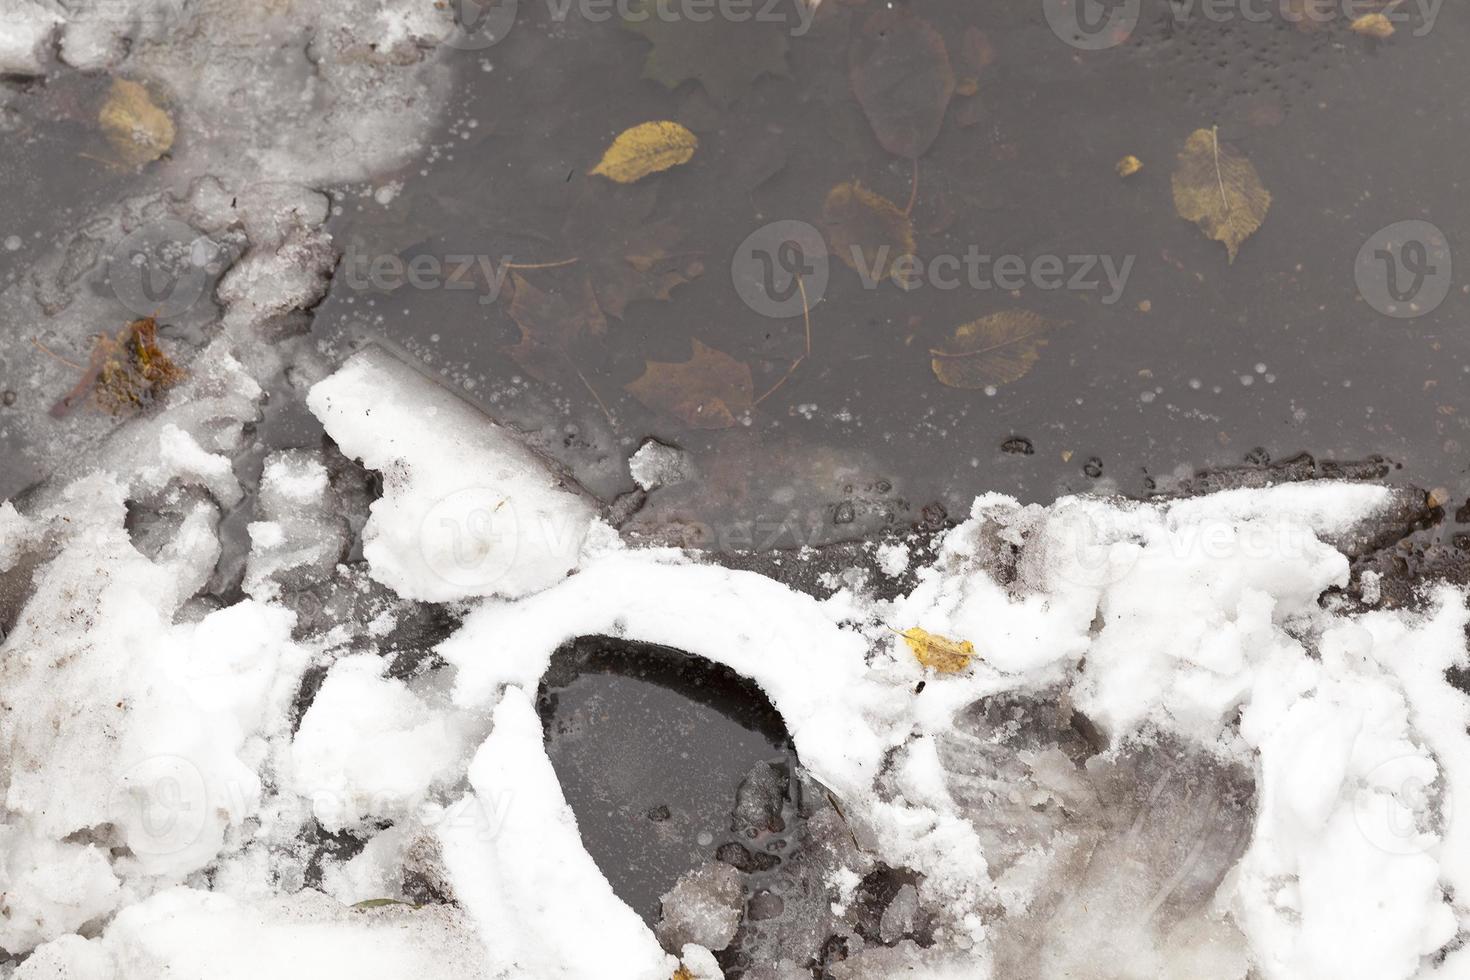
0,1 -> 61,76
290,654 -> 472,832
629,438 -> 694,491
308,345 -> 597,602
244,450 -> 345,600
438,550 -> 890,801
437,688 -> 676,980
15,887 -> 492,979
0,837 -> 119,954
656,862 -> 743,953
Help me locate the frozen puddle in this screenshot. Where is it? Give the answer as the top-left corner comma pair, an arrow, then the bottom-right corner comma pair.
0,343 -> 1465,979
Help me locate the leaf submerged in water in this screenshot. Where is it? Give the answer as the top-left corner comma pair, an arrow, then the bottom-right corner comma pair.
1171,126 -> 1271,263
929,310 -> 1064,390
626,339 -> 753,429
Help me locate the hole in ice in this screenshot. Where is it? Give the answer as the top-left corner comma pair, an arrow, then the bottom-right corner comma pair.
536,635 -> 797,926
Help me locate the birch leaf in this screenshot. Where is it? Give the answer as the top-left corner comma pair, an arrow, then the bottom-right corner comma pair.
590,121 -> 698,184
1170,126 -> 1271,263
98,78 -> 175,168
821,181 -> 916,286
626,339 -> 754,429
901,627 -> 975,673
929,310 -> 1063,389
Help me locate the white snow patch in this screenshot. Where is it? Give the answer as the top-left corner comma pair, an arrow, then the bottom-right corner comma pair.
308,346 -> 597,602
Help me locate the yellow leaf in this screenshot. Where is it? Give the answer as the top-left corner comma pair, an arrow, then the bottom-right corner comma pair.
929,310 -> 1064,389
590,121 -> 698,184
1115,154 -> 1142,178
1170,126 -> 1271,263
901,627 -> 975,673
1350,12 -> 1394,38
673,969 -> 694,980
99,78 -> 175,168
820,181 -> 917,286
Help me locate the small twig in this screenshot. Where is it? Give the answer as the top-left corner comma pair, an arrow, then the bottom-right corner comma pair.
754,276 -> 812,406
501,257 -> 580,271
30,337 -> 84,371
564,353 -> 616,430
904,157 -> 921,217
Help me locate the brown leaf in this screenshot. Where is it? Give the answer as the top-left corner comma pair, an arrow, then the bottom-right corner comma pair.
961,27 -> 995,72
561,184 -> 702,319
929,310 -> 1064,389
849,9 -> 954,160
623,0 -> 789,107
52,316 -> 185,416
820,181 -> 916,286
626,339 -> 754,429
505,272 -> 607,381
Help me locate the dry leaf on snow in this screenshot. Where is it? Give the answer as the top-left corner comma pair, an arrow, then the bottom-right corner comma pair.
900,627 -> 975,673
626,339 -> 754,429
820,181 -> 916,286
590,121 -> 698,184
929,310 -> 1064,389
1170,126 -> 1271,263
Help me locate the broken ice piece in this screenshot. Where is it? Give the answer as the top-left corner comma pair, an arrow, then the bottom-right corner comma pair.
243,449 -> 347,600
656,861 -> 743,953
629,437 -> 695,492
308,345 -> 598,602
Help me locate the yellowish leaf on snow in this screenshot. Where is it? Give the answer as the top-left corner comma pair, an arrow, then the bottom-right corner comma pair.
929,310 -> 1064,389
1116,154 -> 1142,178
901,627 -> 975,673
1170,126 -> 1271,263
590,121 -> 698,183
820,181 -> 917,286
98,78 -> 175,168
1350,12 -> 1395,38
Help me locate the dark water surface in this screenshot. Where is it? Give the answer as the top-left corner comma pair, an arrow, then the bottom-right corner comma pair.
312,0 -> 1470,545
